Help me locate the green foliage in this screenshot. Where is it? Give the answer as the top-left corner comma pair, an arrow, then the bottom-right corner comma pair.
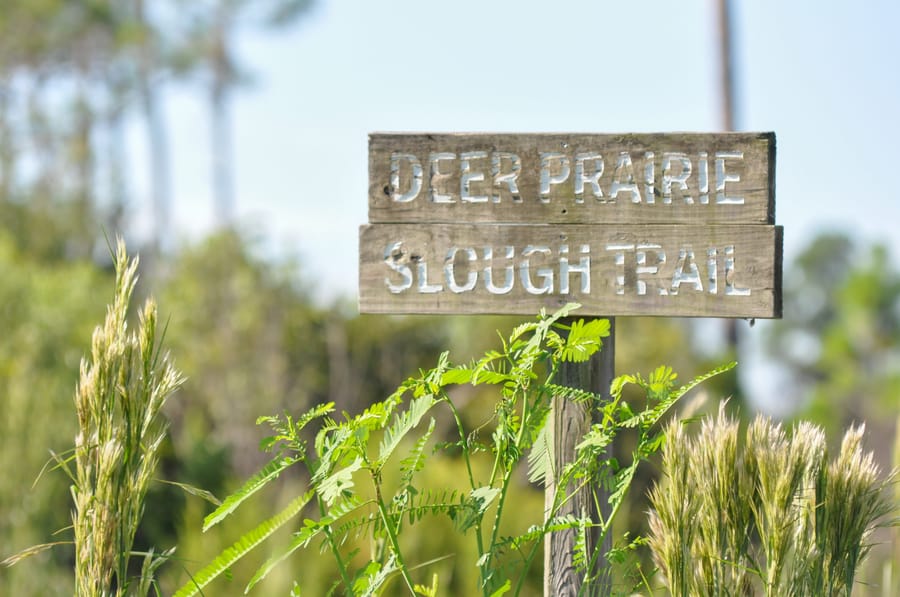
648,407 -> 898,597
0,233 -> 110,595
175,305 -> 731,596
173,493 -> 313,597
767,234 -> 900,427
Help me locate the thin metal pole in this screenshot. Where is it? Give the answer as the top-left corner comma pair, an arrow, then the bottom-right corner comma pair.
718,0 -> 736,132
718,0 -> 742,352
545,317 -> 615,596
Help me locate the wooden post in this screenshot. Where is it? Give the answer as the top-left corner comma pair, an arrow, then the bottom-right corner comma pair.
545,318 -> 615,596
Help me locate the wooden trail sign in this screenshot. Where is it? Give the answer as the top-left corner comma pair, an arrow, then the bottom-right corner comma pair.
358,131 -> 781,596
362,132 -> 781,319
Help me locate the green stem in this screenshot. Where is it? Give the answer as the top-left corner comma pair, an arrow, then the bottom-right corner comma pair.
442,395 -> 487,562
578,459 -> 639,596
316,494 -> 353,591
483,465 -> 515,594
371,471 -> 416,594
515,538 -> 544,596
484,386 -> 534,593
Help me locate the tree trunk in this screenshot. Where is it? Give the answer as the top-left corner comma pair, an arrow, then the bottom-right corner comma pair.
136,0 -> 172,253
0,80 -> 15,202
210,6 -> 235,228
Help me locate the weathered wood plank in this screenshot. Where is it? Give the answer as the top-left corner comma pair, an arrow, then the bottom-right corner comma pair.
359,223 -> 782,318
369,132 -> 775,225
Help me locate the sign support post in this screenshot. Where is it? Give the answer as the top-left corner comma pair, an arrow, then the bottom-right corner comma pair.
545,317 -> 615,596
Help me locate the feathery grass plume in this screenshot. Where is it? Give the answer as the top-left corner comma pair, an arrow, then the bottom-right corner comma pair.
746,415 -> 809,595
646,420 -> 697,597
891,415 -> 900,596
691,404 -> 755,596
648,410 -> 895,597
72,238 -> 184,596
785,421 -> 828,596
821,425 -> 894,595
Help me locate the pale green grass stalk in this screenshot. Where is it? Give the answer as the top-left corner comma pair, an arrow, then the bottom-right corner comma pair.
746,416 -> 808,596
820,425 -> 894,596
784,421 -> 827,596
72,239 -> 183,596
646,421 -> 697,597
691,405 -> 755,596
648,411 -> 894,597
889,415 -> 900,597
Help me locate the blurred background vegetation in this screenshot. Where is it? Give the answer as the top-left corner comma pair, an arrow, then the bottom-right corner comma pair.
0,1 -> 896,595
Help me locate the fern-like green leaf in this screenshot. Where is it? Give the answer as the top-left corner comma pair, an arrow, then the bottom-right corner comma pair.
557,318 -> 609,363
440,367 -> 473,386
489,579 -> 512,597
471,368 -> 512,386
572,516 -> 591,571
526,415 -> 553,484
575,424 -> 613,453
609,461 -> 639,504
544,383 -> 600,404
647,365 -> 678,397
312,424 -> 354,484
645,361 -> 737,426
673,361 -> 736,401
545,302 -> 580,324
500,515 -> 582,551
356,555 -> 399,597
245,497 -> 368,594
404,488 -> 463,526
157,479 -> 222,506
318,496 -> 373,539
203,454 -> 297,531
399,418 -> 435,488
413,573 -> 439,597
319,458 -> 362,506
378,394 -> 435,466
174,492 -> 312,597
451,486 -> 502,533
509,321 -> 540,343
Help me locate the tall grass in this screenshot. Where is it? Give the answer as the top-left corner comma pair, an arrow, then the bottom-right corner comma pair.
648,406 -> 896,597
70,239 -> 183,596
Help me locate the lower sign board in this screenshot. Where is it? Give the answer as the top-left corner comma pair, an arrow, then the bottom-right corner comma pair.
359,223 -> 782,318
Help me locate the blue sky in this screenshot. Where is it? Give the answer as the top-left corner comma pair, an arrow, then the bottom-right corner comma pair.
145,0 -> 900,304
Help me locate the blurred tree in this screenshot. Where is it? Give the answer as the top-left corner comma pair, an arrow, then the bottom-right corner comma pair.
155,230 -> 461,477
0,1 -> 125,252
0,232 -> 111,595
157,230 -> 326,476
766,233 -> 900,432
170,0 -> 315,227
130,0 -> 175,250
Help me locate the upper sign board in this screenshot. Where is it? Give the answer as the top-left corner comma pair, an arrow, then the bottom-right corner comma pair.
369,132 -> 775,225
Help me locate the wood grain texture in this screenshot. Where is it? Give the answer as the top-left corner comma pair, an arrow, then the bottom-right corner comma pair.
369,132 -> 774,225
359,223 -> 782,318
545,318 -> 615,597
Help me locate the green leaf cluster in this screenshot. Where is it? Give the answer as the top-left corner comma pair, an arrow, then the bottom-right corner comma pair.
174,305 -> 731,596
